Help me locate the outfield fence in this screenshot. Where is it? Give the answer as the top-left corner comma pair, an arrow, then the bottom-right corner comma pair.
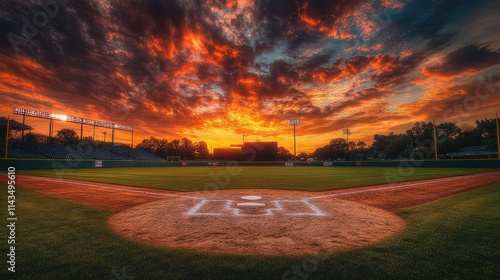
1,158 -> 500,170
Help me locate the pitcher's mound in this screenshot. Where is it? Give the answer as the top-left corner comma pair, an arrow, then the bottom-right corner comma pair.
109,191 -> 405,256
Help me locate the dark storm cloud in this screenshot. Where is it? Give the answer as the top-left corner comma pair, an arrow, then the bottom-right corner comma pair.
298,0 -> 365,23
370,52 -> 425,88
325,87 -> 393,115
253,0 -> 366,44
381,0 -> 458,47
0,1 -> 126,101
253,0 -> 299,40
425,44 -> 500,77
0,0 -> 204,126
111,0 -> 187,38
286,29 -> 323,52
300,52 -> 333,68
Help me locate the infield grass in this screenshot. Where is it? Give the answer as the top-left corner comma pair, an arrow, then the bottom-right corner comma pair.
1,183 -> 499,279
19,166 -> 498,191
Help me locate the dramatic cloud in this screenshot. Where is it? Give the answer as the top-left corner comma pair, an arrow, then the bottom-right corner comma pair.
0,0 -> 499,152
424,44 -> 500,77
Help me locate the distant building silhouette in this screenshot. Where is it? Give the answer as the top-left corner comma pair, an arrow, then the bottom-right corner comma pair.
213,142 -> 278,161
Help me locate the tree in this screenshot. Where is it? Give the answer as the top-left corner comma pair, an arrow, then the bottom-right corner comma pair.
436,122 -> 461,140
312,146 -> 329,160
406,122 -> 434,143
195,141 -> 210,159
433,122 -> 461,152
55,128 -> 79,145
384,135 -> 409,158
180,137 -> 195,159
356,141 -> 367,150
372,134 -> 395,153
136,137 -> 160,155
297,151 -> 308,159
328,138 -> 348,159
277,146 -> 293,161
456,124 -> 482,148
406,122 -> 435,157
23,133 -> 46,143
475,118 -> 497,146
171,139 -> 180,157
347,141 -> 356,158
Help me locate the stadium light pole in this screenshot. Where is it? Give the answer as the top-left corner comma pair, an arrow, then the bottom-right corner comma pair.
342,128 -> 351,160
92,125 -> 96,146
288,119 -> 299,160
21,114 -> 25,141
80,123 -> 84,141
433,119 -> 438,160
48,118 -> 53,139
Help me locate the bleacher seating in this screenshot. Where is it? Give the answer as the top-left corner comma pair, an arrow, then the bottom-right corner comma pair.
6,142 -> 163,161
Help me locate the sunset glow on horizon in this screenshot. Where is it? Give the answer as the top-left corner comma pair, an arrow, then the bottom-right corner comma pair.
1,0 -> 499,153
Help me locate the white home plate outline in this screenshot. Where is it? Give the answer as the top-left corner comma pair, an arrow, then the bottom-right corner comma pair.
186,199 -> 325,217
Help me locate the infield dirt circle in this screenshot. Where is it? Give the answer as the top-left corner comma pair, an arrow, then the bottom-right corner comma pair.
12,172 -> 500,256
108,189 -> 405,256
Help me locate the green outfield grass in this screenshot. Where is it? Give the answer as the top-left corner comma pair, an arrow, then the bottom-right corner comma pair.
19,166 -> 498,191
1,183 -> 499,279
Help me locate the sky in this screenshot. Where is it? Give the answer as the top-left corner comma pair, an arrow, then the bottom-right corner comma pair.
1,0 -> 499,153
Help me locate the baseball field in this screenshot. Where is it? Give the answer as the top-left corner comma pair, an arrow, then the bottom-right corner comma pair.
2,166 -> 500,279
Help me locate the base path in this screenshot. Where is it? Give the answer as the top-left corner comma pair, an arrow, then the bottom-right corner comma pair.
9,171 -> 500,256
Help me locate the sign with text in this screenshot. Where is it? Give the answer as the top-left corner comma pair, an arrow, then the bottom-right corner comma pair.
13,107 -> 133,131
288,119 -> 300,125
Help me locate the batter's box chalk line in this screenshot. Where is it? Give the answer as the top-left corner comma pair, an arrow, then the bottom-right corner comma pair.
186,199 -> 326,217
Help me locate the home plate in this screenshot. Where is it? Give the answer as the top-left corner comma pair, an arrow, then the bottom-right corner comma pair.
241,195 -> 262,201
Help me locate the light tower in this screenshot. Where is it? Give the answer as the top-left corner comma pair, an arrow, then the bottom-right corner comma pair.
342,128 -> 351,160
288,119 -> 300,160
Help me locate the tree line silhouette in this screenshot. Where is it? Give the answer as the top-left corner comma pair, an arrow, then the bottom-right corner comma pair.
14,118 -> 498,160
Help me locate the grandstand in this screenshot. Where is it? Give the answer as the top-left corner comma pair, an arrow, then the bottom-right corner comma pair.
7,142 -> 163,161
440,146 -> 499,159
2,108 -> 164,161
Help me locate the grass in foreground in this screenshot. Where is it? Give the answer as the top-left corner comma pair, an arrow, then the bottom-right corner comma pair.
1,183 -> 499,279
19,166 -> 498,191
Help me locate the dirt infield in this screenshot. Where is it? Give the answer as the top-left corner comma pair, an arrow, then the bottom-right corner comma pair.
10,171 -> 500,256
109,191 -> 405,255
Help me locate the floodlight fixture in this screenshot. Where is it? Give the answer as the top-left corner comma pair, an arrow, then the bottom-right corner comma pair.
13,107 -> 134,146
288,119 -> 299,160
